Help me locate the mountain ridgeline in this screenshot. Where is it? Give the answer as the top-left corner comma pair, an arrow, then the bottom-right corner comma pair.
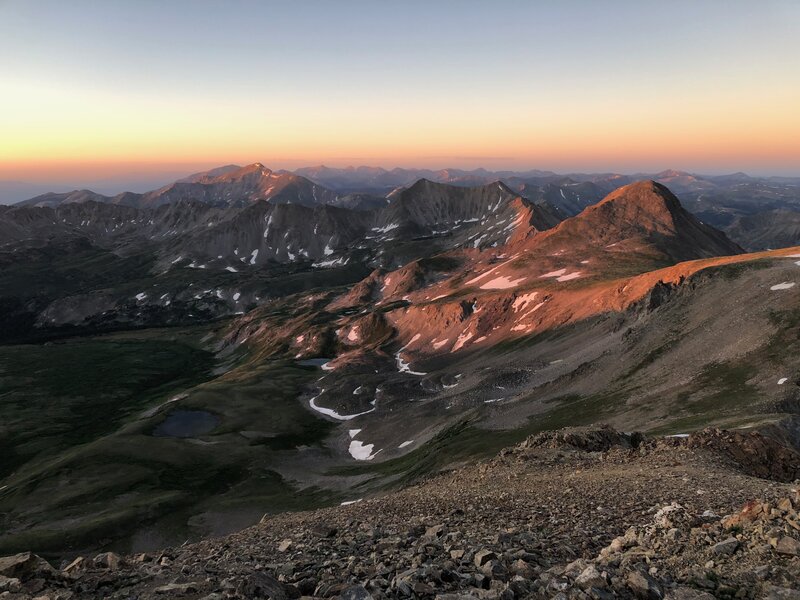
9,162 -> 800,252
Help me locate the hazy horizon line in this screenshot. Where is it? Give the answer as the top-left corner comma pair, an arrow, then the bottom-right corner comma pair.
4,161 -> 800,187
2,161 -> 799,206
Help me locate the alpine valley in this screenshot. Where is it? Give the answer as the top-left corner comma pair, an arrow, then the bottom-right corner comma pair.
2,164 -> 800,598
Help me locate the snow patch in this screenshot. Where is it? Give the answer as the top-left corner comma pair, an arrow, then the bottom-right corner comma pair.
771,282 -> 796,290
512,292 -> 538,312
263,214 -> 273,238
452,331 -> 474,352
396,350 -> 426,376
225,266 -> 238,273
540,268 -> 567,278
349,440 -> 380,460
556,271 -> 582,282
480,276 -> 526,290
249,249 -> 259,265
313,256 -> 348,268
309,391 -> 376,421
778,377 -> 789,385
398,440 -> 414,448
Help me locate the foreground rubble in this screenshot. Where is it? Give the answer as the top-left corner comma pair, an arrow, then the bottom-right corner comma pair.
2,426 -> 799,599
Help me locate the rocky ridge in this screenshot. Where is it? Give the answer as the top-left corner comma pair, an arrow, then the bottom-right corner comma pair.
4,426 -> 799,600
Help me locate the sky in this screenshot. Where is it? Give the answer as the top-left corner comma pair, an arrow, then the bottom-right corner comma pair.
1,0 -> 799,192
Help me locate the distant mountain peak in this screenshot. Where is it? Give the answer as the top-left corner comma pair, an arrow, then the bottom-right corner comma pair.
225,163 -> 273,178
176,164 -> 242,184
656,169 -> 693,178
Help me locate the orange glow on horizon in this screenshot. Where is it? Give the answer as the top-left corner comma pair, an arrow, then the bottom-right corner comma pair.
2,67 -> 799,181
3,1 -> 800,182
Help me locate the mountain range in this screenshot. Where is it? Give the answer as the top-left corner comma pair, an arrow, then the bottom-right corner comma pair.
0,164 -> 799,564
9,163 -> 800,252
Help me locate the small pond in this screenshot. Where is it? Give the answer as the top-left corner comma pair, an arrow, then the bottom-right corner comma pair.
152,410 -> 220,438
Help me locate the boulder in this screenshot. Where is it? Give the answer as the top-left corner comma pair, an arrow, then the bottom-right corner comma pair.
575,565 -> 606,589
0,576 -> 22,594
340,584 -> 374,600
0,552 -> 56,581
626,569 -> 664,600
93,552 -> 122,570
155,582 -> 200,595
772,535 -> 800,556
711,538 -> 740,556
62,557 -> 85,579
238,571 -> 287,599
481,559 -> 508,580
474,549 -> 498,567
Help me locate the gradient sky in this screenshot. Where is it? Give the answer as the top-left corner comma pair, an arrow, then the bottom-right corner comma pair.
1,0 -> 799,187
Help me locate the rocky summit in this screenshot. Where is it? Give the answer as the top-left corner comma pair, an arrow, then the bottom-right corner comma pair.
2,426 -> 800,599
